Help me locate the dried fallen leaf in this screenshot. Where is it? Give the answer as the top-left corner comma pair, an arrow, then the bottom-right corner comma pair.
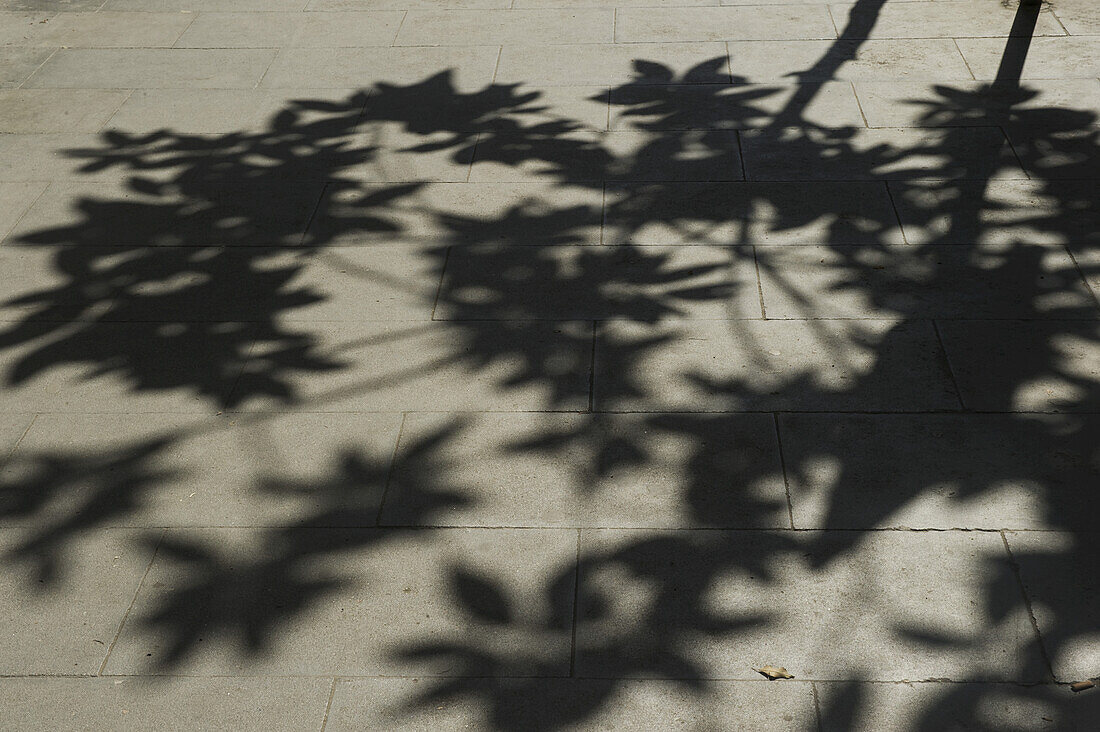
754,665 -> 794,680
1070,680 -> 1095,693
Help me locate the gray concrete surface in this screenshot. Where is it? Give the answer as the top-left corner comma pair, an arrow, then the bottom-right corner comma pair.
0,0 -> 1097,729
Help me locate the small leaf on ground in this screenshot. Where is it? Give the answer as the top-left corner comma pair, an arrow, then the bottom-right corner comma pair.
754,665 -> 794,680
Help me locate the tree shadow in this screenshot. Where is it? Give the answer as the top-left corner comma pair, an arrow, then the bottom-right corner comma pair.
1,0 -> 1098,727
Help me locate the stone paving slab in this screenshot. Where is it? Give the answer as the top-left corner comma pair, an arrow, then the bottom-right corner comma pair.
936,320 -> 1100,412
740,126 -> 1027,181
608,81 -> 866,131
0,180 -> 47,240
0,89 -> 129,133
890,179 -> 1100,247
574,529 -> 1044,682
779,413 -> 1098,530
0,47 -> 54,88
103,87 -> 369,135
614,6 -> 837,43
6,179 -> 328,244
381,411 -> 788,528
726,39 -> 975,81
326,677 -> 819,731
4,11 -> 194,47
305,181 -> 605,247
496,43 -> 731,86
175,11 -> 407,49
102,527 -> 577,676
260,46 -> 501,89
0,411 -> 404,528
753,244 -> 1099,319
955,35 -> 1100,79
1004,530 -> 1100,682
603,181 -> 901,246
228,320 -> 594,412
24,48 -> 279,89
0,528 -> 155,675
1050,0 -> 1100,35
594,318 -> 960,412
1,1 -> 1097,729
396,9 -> 615,46
816,680 -> 1100,731
437,243 -> 756,321
831,1 -> 1067,39
0,677 -> 333,732
852,79 -> 1100,128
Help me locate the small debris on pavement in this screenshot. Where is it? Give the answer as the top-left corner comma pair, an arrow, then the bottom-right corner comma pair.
1069,680 -> 1095,693
754,665 -> 794,680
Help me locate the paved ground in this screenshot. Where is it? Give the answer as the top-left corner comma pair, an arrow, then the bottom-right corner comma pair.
0,0 -> 1098,729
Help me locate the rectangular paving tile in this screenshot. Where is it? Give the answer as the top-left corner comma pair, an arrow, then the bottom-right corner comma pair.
1004,531 -> 1099,682
830,1 -> 1065,40
603,181 -> 901,246
176,11 -> 405,48
342,123 -> 475,182
1003,123 -> 1098,180
0,0 -> 102,11
0,242 -> 102,319
105,0 -> 306,9
327,677 -> 818,731
1069,242 -> 1100,303
956,36 -> 1100,80
9,11 -> 194,47
230,320 -> 593,412
517,0 -> 717,5
594,318 -> 960,412
273,246 -> 440,321
24,48 -> 277,89
816,681 -> 1097,731
726,39 -> 973,82
0,133 -> 126,181
852,79 -> 1100,128
468,129 -> 743,183
0,323 -> 246,413
381,411 -> 788,528
1051,0 -> 1100,35
261,46 -> 500,90
0,677 -> 332,732
890,179 -> 1100,248
0,413 -> 34,456
0,411 -> 404,529
780,413 -> 1097,530
754,245 -> 1098,319
0,89 -> 128,132
0,528 -> 155,674
305,181 -> 604,247
936,320 -> 1100,412
0,47 -> 54,88
496,43 -> 731,86
740,126 -> 1025,181
575,529 -> 1043,681
396,9 -> 614,46
0,12 -> 55,46
309,0 -> 510,7
105,87 -> 368,134
8,179 -> 327,245
0,180 -> 46,240
103,527 -> 576,676
609,82 -> 865,131
616,5 -> 836,43
437,244 -> 754,321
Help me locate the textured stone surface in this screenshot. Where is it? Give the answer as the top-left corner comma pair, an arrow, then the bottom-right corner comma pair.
2,3 -> 1096,729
